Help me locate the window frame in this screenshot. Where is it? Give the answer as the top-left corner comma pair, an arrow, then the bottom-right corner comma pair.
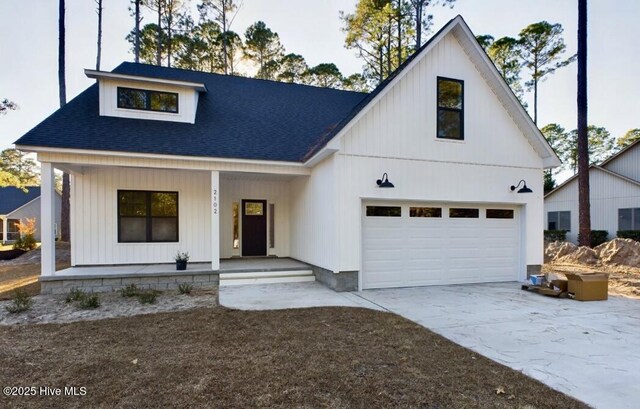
547,211 -> 571,231
117,190 -> 179,243
7,219 -> 20,241
116,87 -> 179,114
449,208 -> 479,218
366,206 -> 402,217
436,76 -> 465,141
618,207 -> 640,231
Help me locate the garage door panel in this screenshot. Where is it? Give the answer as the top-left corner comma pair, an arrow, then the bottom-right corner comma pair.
362,203 -> 520,289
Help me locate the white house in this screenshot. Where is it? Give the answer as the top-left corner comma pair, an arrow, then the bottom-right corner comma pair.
544,140 -> 640,243
0,186 -> 62,243
15,16 -> 559,293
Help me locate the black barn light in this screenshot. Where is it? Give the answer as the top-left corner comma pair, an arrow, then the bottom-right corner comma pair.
510,180 -> 533,193
376,173 -> 394,188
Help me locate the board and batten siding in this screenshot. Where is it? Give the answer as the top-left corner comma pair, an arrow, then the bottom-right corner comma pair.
219,176 -> 290,258
332,30 -> 545,275
289,156 -> 337,272
71,167 -> 212,265
603,146 -> 640,181
544,168 -> 640,243
99,78 -> 198,124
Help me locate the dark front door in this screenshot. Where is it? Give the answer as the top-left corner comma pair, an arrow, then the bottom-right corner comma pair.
241,199 -> 267,256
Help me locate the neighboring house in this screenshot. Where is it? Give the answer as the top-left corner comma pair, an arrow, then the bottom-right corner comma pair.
544,140 -> 640,243
0,186 -> 62,243
15,16 -> 559,291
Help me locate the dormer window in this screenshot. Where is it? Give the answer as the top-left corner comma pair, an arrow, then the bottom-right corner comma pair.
117,87 -> 179,113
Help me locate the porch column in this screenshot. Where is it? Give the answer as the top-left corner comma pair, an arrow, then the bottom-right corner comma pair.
1,216 -> 7,244
211,171 -> 220,270
41,162 -> 56,276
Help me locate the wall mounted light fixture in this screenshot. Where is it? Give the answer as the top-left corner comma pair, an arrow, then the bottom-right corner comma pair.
376,173 -> 394,188
510,180 -> 533,193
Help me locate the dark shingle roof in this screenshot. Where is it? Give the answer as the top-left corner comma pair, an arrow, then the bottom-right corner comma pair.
0,186 -> 41,214
15,63 -> 368,162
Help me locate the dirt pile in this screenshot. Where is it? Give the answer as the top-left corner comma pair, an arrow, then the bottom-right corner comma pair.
556,246 -> 599,265
595,238 -> 640,266
545,241 -> 578,263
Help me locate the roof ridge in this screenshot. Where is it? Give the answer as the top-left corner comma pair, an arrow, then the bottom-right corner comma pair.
116,62 -> 369,96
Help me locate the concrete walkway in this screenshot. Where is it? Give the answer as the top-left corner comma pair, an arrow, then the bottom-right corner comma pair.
220,281 -> 640,409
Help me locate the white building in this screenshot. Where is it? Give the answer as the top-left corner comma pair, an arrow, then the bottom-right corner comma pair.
15,16 -> 559,292
544,140 -> 640,243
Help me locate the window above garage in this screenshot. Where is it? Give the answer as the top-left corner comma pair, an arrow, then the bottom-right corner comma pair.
437,77 -> 464,140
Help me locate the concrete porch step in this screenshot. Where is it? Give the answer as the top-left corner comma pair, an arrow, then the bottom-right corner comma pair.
219,269 -> 315,286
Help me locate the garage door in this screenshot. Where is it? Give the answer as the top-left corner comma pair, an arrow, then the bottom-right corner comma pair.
362,203 -> 520,289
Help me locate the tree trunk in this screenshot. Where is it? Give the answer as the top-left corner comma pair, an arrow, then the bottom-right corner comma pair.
156,6 -> 162,65
222,8 -> 228,75
415,2 -> 422,49
59,0 -> 70,242
396,0 -> 402,66
135,0 -> 141,63
533,62 -> 538,125
577,0 -> 591,246
96,0 -> 102,70
58,0 -> 66,107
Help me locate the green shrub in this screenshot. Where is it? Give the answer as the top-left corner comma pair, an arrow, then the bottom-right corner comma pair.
121,284 -> 140,298
65,288 -> 85,304
590,230 -> 609,248
137,290 -> 159,304
5,289 -> 33,313
618,231 -> 640,242
78,293 -> 101,309
178,283 -> 193,295
544,230 -> 567,242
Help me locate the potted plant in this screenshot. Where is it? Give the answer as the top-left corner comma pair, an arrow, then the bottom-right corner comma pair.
175,251 -> 190,271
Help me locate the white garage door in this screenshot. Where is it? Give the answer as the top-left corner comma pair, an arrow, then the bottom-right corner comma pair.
362,203 -> 520,289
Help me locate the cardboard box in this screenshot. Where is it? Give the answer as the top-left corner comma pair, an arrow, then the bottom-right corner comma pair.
565,273 -> 608,301
551,279 -> 568,292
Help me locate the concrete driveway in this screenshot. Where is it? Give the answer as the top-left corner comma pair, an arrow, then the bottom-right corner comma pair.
221,281 -> 640,409
356,283 -> 640,409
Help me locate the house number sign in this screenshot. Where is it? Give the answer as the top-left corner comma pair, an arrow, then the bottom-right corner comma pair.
212,189 -> 218,215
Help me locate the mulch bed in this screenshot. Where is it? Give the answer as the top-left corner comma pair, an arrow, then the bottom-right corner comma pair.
0,249 -> 26,261
0,307 -> 588,408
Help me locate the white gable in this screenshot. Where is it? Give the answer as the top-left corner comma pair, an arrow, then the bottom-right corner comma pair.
339,29 -> 543,169
601,142 -> 640,182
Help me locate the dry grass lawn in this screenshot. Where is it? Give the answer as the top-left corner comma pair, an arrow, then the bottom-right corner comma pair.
0,307 -> 587,409
0,262 -> 69,300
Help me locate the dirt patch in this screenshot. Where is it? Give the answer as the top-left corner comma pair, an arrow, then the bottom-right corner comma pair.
0,307 -> 588,409
0,243 -> 71,300
595,238 -> 640,266
0,289 -> 218,325
544,239 -> 640,299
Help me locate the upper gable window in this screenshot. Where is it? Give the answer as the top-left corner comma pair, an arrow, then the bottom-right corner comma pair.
437,77 -> 464,140
117,87 -> 179,113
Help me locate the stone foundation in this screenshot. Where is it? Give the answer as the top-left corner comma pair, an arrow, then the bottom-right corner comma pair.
40,272 -> 220,295
311,264 -> 358,292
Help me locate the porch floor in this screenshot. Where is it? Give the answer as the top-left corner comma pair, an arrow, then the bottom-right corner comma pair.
45,258 -> 310,281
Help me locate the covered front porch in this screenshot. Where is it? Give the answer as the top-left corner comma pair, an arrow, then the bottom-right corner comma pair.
37,154 -> 313,282
40,257 -> 315,294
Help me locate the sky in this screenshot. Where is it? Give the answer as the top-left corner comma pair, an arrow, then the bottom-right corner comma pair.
1,0 -> 639,183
